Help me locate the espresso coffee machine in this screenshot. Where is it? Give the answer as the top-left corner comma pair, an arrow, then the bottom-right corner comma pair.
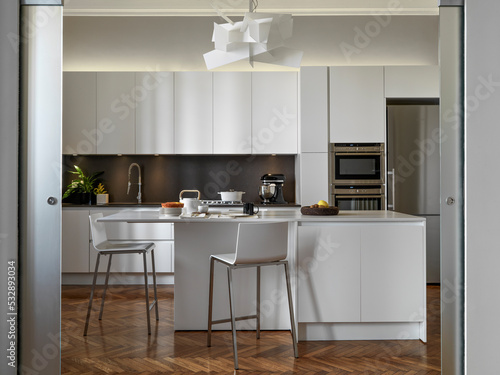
259,174 -> 287,204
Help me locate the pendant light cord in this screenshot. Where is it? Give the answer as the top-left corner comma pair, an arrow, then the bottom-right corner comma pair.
250,0 -> 258,12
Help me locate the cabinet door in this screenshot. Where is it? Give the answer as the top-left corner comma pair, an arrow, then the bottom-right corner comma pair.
360,224 -> 425,322
252,72 -> 298,154
89,241 -> 173,273
174,72 -> 213,154
213,72 -> 252,154
96,72 -> 136,154
90,210 -> 174,273
298,153 -> 329,206
384,66 -> 440,98
300,67 -> 328,153
135,72 -> 174,154
62,209 -> 90,272
329,67 -> 385,143
107,222 -> 174,241
63,72 -> 96,154
298,225 -> 361,322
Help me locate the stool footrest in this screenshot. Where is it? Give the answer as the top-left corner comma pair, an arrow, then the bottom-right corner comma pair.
149,299 -> 157,311
211,314 -> 258,325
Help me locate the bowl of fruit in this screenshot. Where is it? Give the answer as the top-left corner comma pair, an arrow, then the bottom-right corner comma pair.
300,200 -> 339,215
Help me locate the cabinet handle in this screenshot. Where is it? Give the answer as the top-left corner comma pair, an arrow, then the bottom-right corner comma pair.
387,169 -> 395,211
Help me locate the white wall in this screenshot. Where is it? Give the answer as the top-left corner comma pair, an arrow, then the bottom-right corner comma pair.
63,15 -> 438,71
465,0 -> 500,372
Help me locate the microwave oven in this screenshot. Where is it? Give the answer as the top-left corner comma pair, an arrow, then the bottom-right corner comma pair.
330,143 -> 385,185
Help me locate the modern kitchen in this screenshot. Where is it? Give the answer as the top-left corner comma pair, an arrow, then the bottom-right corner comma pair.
10,0 -> 500,374
57,1 -> 442,372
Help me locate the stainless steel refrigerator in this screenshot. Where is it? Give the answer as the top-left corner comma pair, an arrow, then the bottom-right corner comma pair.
387,103 -> 440,283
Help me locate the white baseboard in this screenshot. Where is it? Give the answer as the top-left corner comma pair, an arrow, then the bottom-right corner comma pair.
298,322 -> 423,341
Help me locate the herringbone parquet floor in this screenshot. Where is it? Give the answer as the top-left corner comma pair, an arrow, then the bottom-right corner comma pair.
61,284 -> 441,374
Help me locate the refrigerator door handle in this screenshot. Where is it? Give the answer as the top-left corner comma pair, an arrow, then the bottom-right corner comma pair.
387,168 -> 395,210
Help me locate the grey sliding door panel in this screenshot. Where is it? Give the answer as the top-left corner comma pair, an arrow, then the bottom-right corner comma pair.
439,5 -> 465,375
0,1 -> 20,374
19,4 -> 63,375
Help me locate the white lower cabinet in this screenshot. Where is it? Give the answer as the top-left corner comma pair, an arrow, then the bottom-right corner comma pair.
298,223 -> 425,324
360,224 -> 425,322
62,209 -> 174,278
89,241 -> 173,274
62,209 -> 90,273
298,225 -> 361,322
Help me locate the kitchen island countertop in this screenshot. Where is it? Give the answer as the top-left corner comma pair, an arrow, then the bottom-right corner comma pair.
98,209 -> 425,224
63,202 -> 301,208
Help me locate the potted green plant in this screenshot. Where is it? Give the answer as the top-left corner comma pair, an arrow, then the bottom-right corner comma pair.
63,165 -> 103,205
94,183 -> 109,205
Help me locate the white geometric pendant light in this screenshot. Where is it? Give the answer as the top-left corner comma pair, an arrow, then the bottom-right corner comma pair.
204,1 -> 303,70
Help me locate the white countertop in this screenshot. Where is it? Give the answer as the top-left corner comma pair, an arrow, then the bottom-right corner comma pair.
98,209 -> 425,223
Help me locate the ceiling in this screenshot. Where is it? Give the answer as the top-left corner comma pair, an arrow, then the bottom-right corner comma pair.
63,0 -> 440,17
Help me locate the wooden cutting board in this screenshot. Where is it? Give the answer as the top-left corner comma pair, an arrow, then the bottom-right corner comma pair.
300,206 -> 339,215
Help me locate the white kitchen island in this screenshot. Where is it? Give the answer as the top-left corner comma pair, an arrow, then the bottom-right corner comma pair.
99,210 -> 426,342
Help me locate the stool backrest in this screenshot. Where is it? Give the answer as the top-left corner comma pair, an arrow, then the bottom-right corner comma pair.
234,222 -> 288,264
89,213 -> 108,248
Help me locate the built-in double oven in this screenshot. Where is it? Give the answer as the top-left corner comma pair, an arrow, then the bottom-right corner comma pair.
330,143 -> 385,210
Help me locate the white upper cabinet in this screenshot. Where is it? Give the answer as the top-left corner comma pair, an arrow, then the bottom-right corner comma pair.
174,72 -> 213,154
252,72 -> 298,154
63,72 -> 97,155
330,66 -> 385,143
384,66 -> 440,98
300,67 -> 328,153
135,72 -> 175,154
213,72 -> 252,154
96,72 -> 136,154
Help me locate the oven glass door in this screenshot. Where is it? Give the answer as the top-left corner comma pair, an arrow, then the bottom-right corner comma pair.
334,154 -> 382,182
334,195 -> 384,210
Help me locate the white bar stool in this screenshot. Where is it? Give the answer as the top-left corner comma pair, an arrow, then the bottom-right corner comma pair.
207,221 -> 298,370
84,213 -> 159,336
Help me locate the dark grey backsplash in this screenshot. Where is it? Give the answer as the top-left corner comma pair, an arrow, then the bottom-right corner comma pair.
62,154 -> 296,204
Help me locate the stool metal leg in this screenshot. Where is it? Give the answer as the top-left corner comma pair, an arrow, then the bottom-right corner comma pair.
227,266 -> 239,370
84,252 -> 102,336
256,266 -> 261,339
143,252 -> 151,335
99,253 -> 113,320
283,261 -> 298,358
151,249 -> 159,321
207,256 -> 215,347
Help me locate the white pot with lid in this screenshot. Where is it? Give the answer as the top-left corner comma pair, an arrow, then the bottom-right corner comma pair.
218,189 -> 245,202
179,190 -> 201,214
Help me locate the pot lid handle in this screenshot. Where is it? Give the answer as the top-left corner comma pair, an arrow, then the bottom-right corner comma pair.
179,189 -> 201,200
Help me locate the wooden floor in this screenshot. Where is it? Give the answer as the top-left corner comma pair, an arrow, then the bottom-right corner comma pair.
61,284 -> 441,374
